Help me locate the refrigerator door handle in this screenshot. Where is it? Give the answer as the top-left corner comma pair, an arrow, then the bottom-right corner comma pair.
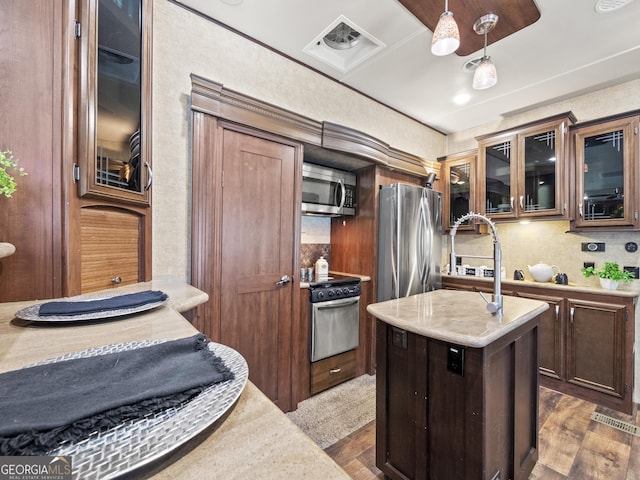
417,196 -> 430,284
422,195 -> 434,286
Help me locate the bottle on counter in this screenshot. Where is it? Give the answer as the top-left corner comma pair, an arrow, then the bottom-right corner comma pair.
315,256 -> 329,278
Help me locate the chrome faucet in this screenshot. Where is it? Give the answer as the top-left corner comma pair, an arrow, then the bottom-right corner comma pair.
450,212 -> 503,315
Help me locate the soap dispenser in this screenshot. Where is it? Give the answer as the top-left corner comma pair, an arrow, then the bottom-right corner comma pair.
315,256 -> 329,278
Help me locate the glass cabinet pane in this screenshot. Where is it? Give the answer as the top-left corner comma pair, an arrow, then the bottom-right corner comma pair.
485,141 -> 512,214
449,162 -> 471,225
582,129 -> 625,220
523,130 -> 556,211
96,0 -> 143,193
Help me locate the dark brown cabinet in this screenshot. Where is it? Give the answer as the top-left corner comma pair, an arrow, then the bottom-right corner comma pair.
477,113 -> 574,221
440,150 -> 477,231
571,113 -> 639,230
376,318 -> 539,480
443,277 -> 635,414
567,298 -> 627,399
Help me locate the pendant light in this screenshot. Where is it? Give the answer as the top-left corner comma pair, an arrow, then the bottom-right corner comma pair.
472,13 -> 499,90
431,0 -> 460,56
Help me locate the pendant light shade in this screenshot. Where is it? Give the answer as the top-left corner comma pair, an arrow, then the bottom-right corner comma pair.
472,13 -> 499,90
431,1 -> 460,56
473,57 -> 497,89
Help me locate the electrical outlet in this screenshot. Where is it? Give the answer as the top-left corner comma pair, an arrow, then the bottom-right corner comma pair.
623,266 -> 639,279
447,345 -> 464,376
581,242 -> 605,252
584,262 -> 595,269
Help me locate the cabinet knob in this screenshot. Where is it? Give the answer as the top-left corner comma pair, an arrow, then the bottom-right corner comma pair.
111,276 -> 122,284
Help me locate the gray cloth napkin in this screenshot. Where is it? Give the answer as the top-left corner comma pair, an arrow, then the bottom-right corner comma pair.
0,334 -> 234,454
38,290 -> 168,317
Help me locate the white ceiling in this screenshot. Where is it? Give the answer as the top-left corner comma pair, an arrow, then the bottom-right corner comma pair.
176,0 -> 640,134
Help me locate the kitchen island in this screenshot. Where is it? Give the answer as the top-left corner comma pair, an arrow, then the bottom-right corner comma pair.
0,277 -> 349,480
367,289 -> 548,480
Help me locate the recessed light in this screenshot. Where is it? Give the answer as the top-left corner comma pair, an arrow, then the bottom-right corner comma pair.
220,0 -> 243,5
453,93 -> 471,105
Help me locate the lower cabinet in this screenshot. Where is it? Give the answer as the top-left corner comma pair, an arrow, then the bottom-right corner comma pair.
443,277 -> 635,414
376,319 -> 539,480
566,299 -> 628,401
310,349 -> 356,395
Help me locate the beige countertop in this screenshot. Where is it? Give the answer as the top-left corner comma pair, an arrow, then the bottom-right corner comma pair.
0,278 -> 349,479
445,273 -> 640,298
367,289 -> 548,348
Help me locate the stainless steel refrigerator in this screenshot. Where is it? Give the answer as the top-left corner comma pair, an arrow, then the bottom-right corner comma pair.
377,183 -> 442,302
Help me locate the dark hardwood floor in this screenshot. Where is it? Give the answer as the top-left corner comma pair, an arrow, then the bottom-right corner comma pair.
324,387 -> 640,479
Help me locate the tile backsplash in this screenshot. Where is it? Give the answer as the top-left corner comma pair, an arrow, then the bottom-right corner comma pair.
448,220 -> 640,293
300,244 -> 330,270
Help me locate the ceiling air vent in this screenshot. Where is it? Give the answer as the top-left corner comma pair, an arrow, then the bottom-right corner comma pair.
595,0 -> 635,12
323,22 -> 361,50
303,15 -> 385,73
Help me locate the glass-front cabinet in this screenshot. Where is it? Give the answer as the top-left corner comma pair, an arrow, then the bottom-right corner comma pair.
572,114 -> 639,229
440,150 -> 476,231
78,0 -> 152,205
477,114 -> 574,220
478,133 -> 516,218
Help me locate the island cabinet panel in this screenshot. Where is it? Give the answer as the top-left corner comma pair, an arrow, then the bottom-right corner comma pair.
376,319 -> 539,480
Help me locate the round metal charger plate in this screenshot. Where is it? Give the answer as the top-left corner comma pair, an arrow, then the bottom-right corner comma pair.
34,339 -> 248,480
15,293 -> 168,322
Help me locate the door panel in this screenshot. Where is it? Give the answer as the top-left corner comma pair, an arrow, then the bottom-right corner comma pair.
567,300 -> 625,397
219,129 -> 296,410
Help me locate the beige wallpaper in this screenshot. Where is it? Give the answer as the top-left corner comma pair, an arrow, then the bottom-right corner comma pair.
151,0 -> 445,281
447,79 -> 640,153
151,1 -> 640,401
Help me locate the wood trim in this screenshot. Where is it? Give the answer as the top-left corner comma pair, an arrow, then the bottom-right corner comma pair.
190,74 -> 323,146
321,121 -> 389,165
475,111 -> 577,142
189,74 -> 433,178
568,109 -> 640,131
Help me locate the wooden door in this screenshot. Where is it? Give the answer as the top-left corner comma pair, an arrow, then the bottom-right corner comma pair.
218,128 -> 297,411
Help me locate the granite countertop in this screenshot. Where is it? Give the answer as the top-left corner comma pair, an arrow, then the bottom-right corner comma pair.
445,274 -> 640,298
367,289 -> 548,348
0,277 -> 349,480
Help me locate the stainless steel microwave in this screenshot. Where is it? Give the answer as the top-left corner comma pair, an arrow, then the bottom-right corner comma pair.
301,163 -> 356,216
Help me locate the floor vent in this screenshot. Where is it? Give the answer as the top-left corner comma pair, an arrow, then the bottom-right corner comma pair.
590,412 -> 640,436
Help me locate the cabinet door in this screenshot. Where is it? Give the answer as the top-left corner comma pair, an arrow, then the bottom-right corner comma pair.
441,151 -> 476,231
517,292 -> 564,379
573,116 -> 639,228
78,0 -> 152,205
517,120 -> 568,218
567,299 -> 626,398
478,134 -> 517,219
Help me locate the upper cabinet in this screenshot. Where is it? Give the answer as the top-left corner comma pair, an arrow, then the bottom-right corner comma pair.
571,113 -> 639,230
440,150 -> 476,231
77,0 -> 153,205
477,113 -> 575,221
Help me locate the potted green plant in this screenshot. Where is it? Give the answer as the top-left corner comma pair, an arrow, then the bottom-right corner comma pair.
0,150 -> 27,198
581,261 -> 635,290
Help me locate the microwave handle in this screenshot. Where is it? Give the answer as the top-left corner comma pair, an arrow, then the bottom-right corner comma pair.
336,179 -> 346,210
